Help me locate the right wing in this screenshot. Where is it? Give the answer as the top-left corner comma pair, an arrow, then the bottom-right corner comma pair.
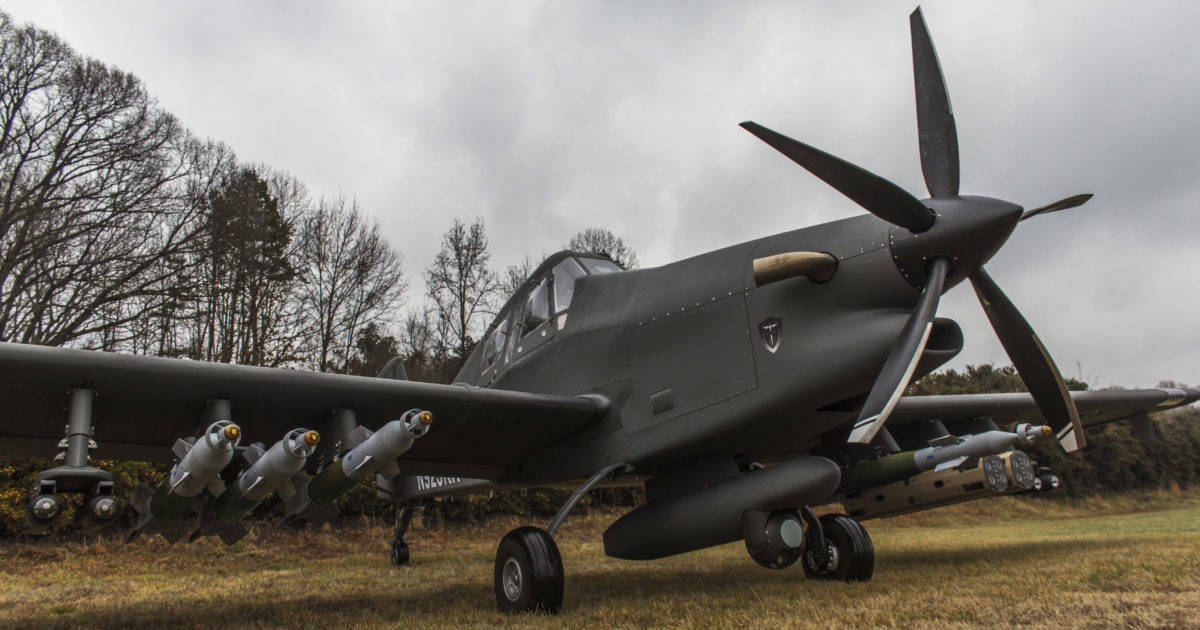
888,387 -> 1198,434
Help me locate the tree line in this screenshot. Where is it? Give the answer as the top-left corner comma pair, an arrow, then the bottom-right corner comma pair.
0,11 -> 634,377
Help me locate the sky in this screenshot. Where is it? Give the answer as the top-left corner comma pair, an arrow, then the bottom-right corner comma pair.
5,1 -> 1198,388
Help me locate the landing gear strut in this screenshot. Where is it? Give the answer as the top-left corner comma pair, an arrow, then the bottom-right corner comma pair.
27,388 -> 119,534
493,462 -> 623,614
802,513 -> 874,581
390,503 -> 416,566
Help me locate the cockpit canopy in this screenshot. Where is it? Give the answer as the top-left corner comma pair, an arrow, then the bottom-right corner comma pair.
479,252 -> 623,371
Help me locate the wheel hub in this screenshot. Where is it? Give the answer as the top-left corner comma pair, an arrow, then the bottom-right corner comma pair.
30,496 -> 60,520
807,543 -> 839,574
502,557 -> 524,602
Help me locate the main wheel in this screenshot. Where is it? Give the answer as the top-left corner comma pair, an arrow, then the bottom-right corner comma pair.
494,526 -> 564,614
390,537 -> 409,566
802,513 -> 874,581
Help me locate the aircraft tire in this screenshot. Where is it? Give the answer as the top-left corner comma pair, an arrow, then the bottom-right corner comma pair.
494,526 -> 564,614
390,537 -> 409,566
802,514 -> 874,582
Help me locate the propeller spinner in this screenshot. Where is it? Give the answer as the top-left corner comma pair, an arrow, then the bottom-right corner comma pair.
742,7 -> 1090,452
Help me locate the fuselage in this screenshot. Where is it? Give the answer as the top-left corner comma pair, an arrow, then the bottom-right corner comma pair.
457,211 -> 973,484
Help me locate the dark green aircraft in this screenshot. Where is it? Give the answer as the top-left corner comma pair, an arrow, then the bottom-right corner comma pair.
1,8 -> 1195,614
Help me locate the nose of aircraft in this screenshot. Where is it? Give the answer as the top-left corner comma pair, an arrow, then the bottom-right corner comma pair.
888,195 -> 1023,290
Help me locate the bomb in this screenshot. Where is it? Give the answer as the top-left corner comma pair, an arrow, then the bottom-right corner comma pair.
216,428 -> 320,517
130,420 -> 241,542
191,428 -> 320,544
285,410 -> 431,525
839,423 -> 1051,494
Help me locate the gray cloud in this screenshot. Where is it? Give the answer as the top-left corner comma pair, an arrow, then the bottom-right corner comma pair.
6,0 -> 1198,387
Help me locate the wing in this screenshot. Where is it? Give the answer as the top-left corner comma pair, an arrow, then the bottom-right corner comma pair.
889,387 -> 1199,432
0,342 -> 603,480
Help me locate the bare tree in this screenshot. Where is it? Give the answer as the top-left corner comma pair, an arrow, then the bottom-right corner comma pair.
296,196 -> 406,372
424,218 -> 499,359
0,13 -> 414,372
0,13 -> 205,347
395,307 -> 442,381
501,254 -> 539,300
400,307 -> 436,360
566,227 -> 638,269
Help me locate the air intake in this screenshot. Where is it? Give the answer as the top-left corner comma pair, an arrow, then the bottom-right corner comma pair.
649,388 -> 674,415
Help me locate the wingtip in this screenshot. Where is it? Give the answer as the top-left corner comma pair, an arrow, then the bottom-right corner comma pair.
910,6 -> 924,21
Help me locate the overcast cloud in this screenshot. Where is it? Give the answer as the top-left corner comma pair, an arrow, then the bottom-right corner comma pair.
5,0 -> 1198,388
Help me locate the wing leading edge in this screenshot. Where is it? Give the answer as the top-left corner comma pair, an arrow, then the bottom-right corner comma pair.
0,342 -> 603,479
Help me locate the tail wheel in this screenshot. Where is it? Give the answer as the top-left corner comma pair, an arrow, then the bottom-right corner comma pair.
494,526 -> 564,614
803,514 -> 874,581
390,537 -> 410,566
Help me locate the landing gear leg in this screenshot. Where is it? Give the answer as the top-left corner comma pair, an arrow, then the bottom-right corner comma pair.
493,462 -> 623,614
390,503 -> 416,566
27,388 -> 118,534
802,513 -> 875,582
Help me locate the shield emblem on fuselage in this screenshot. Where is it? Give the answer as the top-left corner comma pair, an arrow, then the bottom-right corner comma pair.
758,317 -> 782,353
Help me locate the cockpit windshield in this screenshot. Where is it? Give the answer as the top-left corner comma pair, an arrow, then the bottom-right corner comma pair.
579,257 -> 622,275
519,278 -> 550,338
552,258 -> 586,328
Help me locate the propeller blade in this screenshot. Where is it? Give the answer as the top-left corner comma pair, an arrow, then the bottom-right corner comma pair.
1020,193 -> 1093,221
740,121 -> 936,233
969,268 -> 1086,451
910,7 -> 960,198
848,258 -> 950,444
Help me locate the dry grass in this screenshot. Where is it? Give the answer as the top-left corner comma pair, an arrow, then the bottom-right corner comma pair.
3,491 -> 1200,629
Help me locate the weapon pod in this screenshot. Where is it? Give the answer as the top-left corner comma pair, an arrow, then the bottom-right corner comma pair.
602,456 -> 841,560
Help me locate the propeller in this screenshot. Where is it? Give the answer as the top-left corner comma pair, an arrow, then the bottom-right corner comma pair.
970,269 -> 1086,449
848,258 -> 950,445
741,7 -> 1089,452
1020,193 -> 1093,221
739,122 -> 935,233
911,7 -> 959,198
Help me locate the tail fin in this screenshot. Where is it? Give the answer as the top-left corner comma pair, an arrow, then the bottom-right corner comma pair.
376,357 -> 407,380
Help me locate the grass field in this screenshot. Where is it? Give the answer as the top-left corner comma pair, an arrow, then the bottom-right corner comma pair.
3,491 -> 1200,629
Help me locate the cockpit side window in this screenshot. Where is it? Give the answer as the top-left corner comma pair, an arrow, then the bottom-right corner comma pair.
519,278 -> 550,338
481,317 -> 508,369
552,257 -> 587,329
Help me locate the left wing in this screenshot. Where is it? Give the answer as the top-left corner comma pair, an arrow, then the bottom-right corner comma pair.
0,342 -> 603,480
888,387 -> 1199,435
